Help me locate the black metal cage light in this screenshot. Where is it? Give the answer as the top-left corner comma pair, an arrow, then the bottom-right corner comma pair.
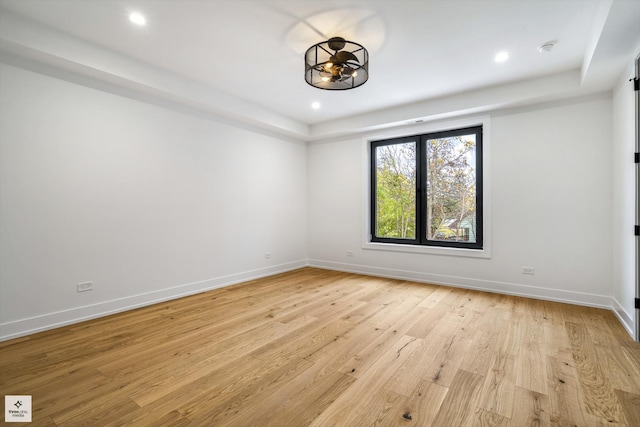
305,37 -> 369,90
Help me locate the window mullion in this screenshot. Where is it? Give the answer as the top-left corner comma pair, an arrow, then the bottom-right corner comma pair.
417,136 -> 426,245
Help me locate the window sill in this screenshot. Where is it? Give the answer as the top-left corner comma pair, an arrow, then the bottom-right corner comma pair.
362,241 -> 491,259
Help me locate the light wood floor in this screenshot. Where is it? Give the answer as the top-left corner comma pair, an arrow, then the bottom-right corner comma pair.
1,267 -> 639,426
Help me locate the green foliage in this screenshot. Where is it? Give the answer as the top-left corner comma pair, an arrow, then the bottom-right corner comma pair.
375,143 -> 416,239
374,135 -> 477,242
427,136 -> 476,242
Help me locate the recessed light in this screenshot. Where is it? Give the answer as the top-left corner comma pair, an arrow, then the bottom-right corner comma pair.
129,12 -> 146,26
494,51 -> 509,63
311,102 -> 321,110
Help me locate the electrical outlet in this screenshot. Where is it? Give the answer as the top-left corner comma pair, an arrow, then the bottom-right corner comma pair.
346,251 -> 354,257
522,267 -> 535,275
264,252 -> 271,260
77,281 -> 93,292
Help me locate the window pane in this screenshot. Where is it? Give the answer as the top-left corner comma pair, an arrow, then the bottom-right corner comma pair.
375,142 -> 416,239
425,134 -> 477,243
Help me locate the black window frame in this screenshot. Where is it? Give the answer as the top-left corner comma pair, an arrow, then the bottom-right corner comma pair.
370,125 -> 483,250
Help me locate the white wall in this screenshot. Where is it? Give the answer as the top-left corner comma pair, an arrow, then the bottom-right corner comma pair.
612,57 -> 638,338
1,60 -> 634,341
308,96 -> 614,308
0,63 -> 308,340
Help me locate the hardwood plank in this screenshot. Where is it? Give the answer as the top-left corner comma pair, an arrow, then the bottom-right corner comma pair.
355,277 -> 406,303
620,343 -> 640,380
541,300 -> 570,326
383,332 -> 452,396
26,368 -> 113,421
127,410 -> 192,427
337,305 -> 426,378
565,321 -> 628,424
180,357 -> 314,425
418,285 -> 451,308
614,389 -> 640,426
493,317 -> 522,357
309,334 -> 422,426
594,344 -> 640,394
543,323 -> 574,363
522,298 -> 552,325
478,353 -> 517,418
369,294 -> 425,331
422,335 -> 471,387
97,314 -> 290,377
516,318 -> 548,395
263,323 -> 388,425
403,280 -> 439,300
430,369 -> 485,426
419,332 -> 472,388
350,387 -> 405,427
453,291 -> 500,337
0,334 -> 31,349
546,355 -> 589,426
275,278 -> 370,323
250,316 -> 365,365
51,395 -> 140,427
262,370 -> 356,427
394,379 -> 448,427
472,407 -> 511,427
582,309 -> 632,349
340,296 -> 400,325
126,316 -> 318,407
460,330 -> 499,376
102,354 -> 279,426
474,306 -> 512,335
510,386 -> 550,427
404,300 -> 452,339
303,321 -> 386,371
584,415 -> 630,427
406,288 -> 469,338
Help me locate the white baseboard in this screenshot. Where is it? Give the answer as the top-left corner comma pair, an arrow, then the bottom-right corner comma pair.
611,297 -> 636,339
0,260 -> 307,342
311,260 -> 638,340
3,259 -> 633,342
308,259 -> 614,310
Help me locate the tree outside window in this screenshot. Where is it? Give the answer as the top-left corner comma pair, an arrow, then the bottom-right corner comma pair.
371,126 -> 483,249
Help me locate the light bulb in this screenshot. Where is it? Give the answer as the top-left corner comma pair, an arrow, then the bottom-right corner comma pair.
129,12 -> 146,25
494,51 -> 509,63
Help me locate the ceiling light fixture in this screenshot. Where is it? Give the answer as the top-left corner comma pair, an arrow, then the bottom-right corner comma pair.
129,12 -> 146,26
494,51 -> 509,63
305,37 -> 369,90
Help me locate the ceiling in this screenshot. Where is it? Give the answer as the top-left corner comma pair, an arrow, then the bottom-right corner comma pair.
1,0 -> 639,140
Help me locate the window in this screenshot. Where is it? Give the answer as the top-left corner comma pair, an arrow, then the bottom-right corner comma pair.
370,125 -> 483,250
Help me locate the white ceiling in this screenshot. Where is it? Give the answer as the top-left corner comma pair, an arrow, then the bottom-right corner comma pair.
1,0 -> 639,140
